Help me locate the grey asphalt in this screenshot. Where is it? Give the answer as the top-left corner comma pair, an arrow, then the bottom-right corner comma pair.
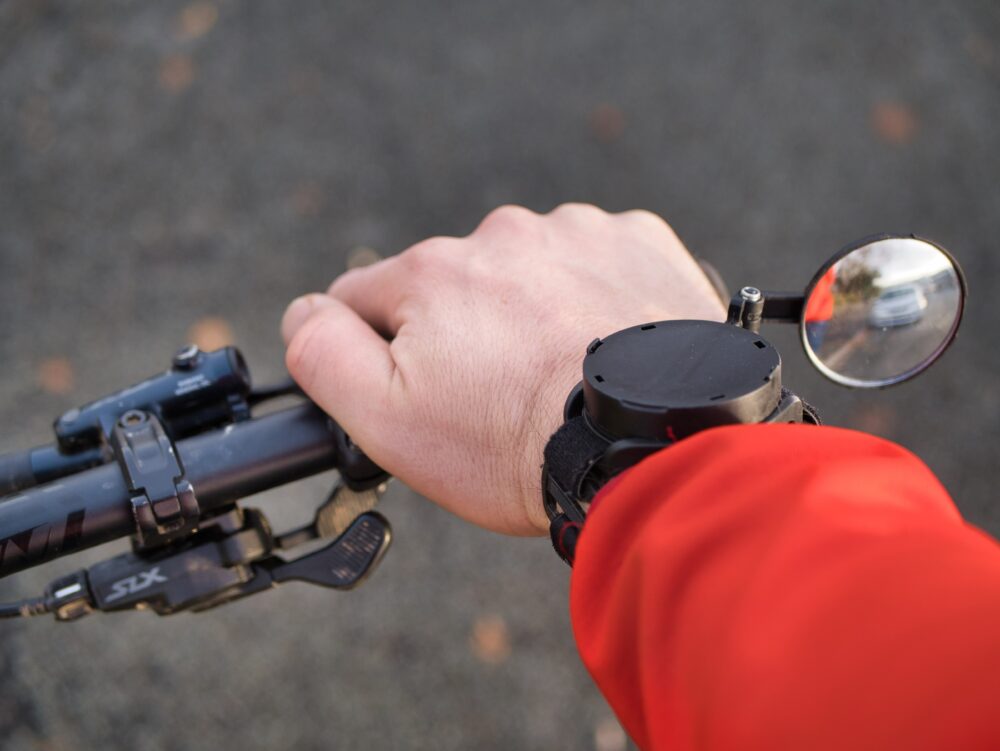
1,2 -> 999,749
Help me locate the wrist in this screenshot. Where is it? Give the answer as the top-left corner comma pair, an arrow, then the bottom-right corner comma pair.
518,354 -> 584,536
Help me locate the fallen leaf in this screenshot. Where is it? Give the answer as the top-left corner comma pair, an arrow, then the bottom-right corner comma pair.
290,181 -> 324,218
589,103 -> 626,143
177,2 -> 218,40
159,54 -> 195,93
469,614 -> 511,664
849,403 -> 897,437
38,358 -> 75,395
871,101 -> 918,146
187,317 -> 235,351
347,246 -> 383,269
594,716 -> 628,751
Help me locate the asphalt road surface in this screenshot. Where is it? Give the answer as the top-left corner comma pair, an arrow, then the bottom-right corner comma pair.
1,2 -> 999,750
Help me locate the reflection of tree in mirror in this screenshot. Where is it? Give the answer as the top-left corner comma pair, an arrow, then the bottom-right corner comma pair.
833,256 -> 881,302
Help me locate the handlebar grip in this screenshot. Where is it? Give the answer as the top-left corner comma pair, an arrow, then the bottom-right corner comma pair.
0,449 -> 35,496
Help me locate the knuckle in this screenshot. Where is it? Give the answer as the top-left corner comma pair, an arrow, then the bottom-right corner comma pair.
326,267 -> 360,296
549,202 -> 607,220
619,208 -> 677,236
400,236 -> 453,276
476,204 -> 538,234
284,313 -> 327,387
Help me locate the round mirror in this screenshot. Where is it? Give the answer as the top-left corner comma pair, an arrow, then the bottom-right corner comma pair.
801,235 -> 965,388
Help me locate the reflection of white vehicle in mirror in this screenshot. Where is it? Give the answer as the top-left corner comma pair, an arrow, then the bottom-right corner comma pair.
868,284 -> 928,328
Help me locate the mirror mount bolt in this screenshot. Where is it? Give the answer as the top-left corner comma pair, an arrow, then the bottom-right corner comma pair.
726,287 -> 765,334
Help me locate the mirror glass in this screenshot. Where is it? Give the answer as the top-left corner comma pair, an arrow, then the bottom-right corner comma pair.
801,237 -> 964,387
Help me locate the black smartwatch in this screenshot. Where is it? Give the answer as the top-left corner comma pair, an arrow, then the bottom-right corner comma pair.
542,319 -> 818,565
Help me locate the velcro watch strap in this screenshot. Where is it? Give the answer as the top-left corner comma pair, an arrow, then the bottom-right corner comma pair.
543,417 -> 612,565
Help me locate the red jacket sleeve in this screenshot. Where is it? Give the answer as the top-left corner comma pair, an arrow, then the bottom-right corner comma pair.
570,424 -> 1000,751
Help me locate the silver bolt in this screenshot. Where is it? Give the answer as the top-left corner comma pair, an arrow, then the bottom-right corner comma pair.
173,344 -> 201,370
121,410 -> 147,427
59,408 -> 81,425
740,286 -> 762,302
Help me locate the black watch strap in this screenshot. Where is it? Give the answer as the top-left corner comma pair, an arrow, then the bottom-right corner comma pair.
539,319 -> 822,568
542,416 -> 614,566
543,417 -> 609,514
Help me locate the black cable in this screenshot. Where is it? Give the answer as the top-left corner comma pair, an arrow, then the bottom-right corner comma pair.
0,596 -> 50,619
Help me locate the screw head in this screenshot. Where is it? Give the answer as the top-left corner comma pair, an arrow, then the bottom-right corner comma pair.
173,344 -> 201,370
740,286 -> 762,302
120,410 -> 147,428
59,407 -> 81,425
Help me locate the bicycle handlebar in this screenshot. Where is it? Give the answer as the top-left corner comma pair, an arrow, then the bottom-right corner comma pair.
0,448 -> 35,496
0,443 -> 107,497
0,403 -> 342,578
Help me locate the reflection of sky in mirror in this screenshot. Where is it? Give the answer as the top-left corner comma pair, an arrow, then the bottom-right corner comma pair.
835,238 -> 955,287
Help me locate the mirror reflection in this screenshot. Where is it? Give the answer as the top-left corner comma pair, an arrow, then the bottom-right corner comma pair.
802,237 -> 963,387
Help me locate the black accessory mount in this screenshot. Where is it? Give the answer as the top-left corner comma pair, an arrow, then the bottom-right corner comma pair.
543,232 -> 969,565
543,318 -> 818,566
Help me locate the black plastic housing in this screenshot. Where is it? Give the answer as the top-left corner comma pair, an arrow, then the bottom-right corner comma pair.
581,320 -> 781,441
54,346 -> 252,453
0,347 -> 256,494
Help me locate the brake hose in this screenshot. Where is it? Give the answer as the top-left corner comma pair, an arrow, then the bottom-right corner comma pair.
0,595 -> 51,619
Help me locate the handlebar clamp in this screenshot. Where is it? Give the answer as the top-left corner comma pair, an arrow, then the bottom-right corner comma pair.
112,410 -> 200,549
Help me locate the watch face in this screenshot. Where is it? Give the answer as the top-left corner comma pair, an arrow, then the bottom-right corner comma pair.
582,319 -> 781,441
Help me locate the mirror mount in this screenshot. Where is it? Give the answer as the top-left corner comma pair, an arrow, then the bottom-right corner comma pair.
725,286 -> 765,333
760,292 -> 805,324
724,235 -> 964,390
726,288 -> 805,332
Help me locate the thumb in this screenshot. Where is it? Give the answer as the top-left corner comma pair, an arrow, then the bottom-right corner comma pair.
282,294 -> 397,450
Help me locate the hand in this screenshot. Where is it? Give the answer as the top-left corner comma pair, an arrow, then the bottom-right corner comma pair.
281,204 -> 725,536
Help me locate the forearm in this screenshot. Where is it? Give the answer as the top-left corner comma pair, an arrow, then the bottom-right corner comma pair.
571,424 -> 1000,750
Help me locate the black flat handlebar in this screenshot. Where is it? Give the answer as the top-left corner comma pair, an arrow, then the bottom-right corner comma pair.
0,448 -> 36,496
0,403 -> 343,578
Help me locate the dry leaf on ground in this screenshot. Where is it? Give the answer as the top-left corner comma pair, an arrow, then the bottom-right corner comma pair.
177,2 -> 218,40
159,55 -> 195,93
593,716 -> 628,751
469,614 -> 511,665
347,246 -> 383,269
187,317 -> 235,351
589,104 -> 626,143
38,358 -> 75,395
849,403 -> 897,437
871,101 -> 918,145
291,182 -> 325,218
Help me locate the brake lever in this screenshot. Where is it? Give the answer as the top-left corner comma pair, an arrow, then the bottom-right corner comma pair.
189,511 -> 392,613
43,479 -> 392,621
262,512 -> 391,591
275,481 -> 386,550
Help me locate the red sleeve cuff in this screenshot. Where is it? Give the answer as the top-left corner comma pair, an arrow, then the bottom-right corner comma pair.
569,423 -> 1000,750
